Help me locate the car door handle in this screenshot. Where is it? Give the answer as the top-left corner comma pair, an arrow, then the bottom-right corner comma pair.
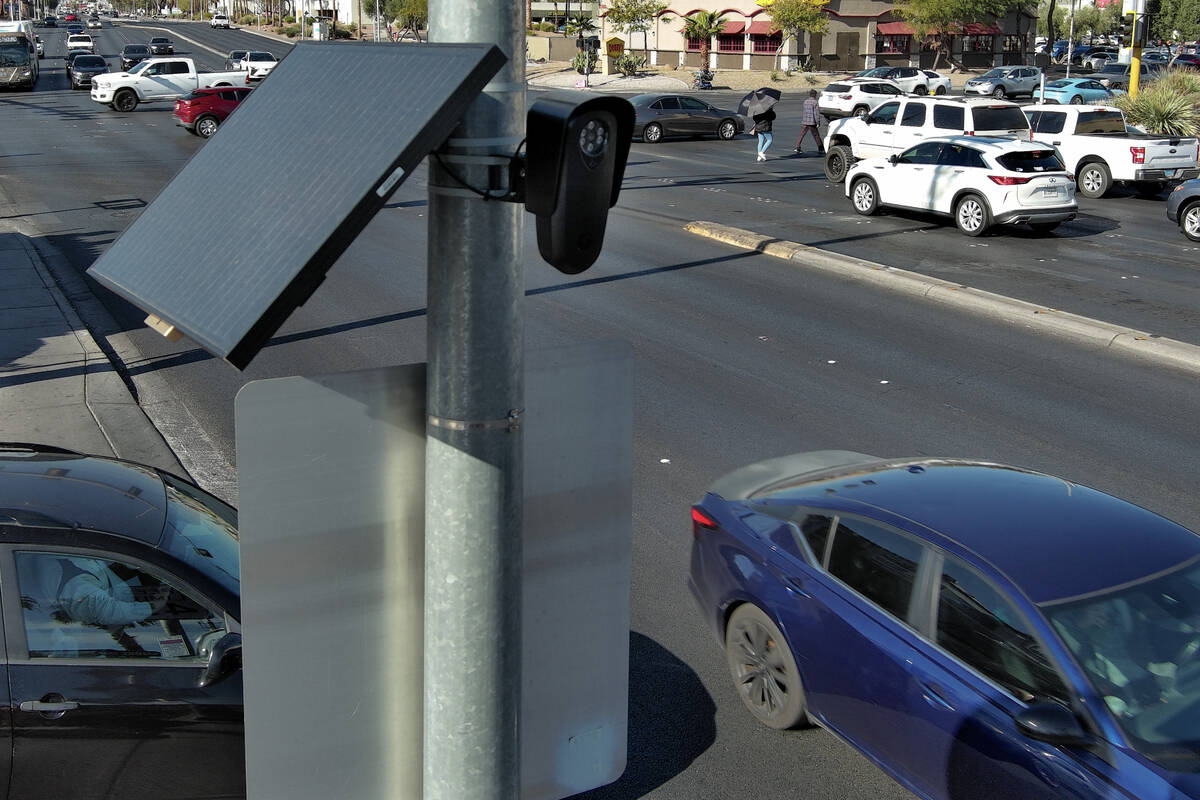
782,577 -> 810,598
917,680 -> 955,711
20,699 -> 79,713
954,169 -> 965,173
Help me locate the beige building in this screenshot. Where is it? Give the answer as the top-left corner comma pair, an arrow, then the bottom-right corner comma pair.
596,0 -> 1037,72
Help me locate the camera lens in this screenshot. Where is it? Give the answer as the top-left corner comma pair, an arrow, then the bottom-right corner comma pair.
578,118 -> 609,159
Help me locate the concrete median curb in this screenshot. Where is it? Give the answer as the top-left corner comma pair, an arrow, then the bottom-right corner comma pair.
686,220 -> 1200,376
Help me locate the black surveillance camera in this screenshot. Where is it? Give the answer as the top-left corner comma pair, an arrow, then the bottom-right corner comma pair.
525,92 -> 634,275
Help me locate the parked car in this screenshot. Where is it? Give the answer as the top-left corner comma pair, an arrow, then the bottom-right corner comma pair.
239,50 -> 278,81
210,12 -> 231,27
691,451 -> 1200,800
68,53 -> 109,88
0,443 -> 244,800
120,43 -> 150,70
845,136 -> 1076,235
1093,62 -> 1161,90
921,69 -> 952,95
1166,178 -> 1200,241
1082,47 -> 1118,70
818,78 -> 905,120
630,93 -> 744,143
65,33 -> 94,53
223,49 -> 247,70
1034,77 -> 1122,105
1170,53 -> 1200,69
963,66 -> 1043,99
148,37 -> 174,55
855,65 -> 930,94
174,85 -> 252,138
823,95 -> 1031,183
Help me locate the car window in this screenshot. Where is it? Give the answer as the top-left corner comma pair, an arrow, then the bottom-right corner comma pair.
827,517 -> 924,622
1028,110 -> 1066,134
867,101 -> 900,125
218,90 -> 237,101
933,104 -> 965,130
898,141 -> 943,164
1074,110 -> 1125,133
825,83 -> 849,92
996,149 -> 1065,172
900,102 -> 927,127
799,515 -> 834,564
679,97 -> 708,111
657,96 -> 680,110
972,105 -> 1029,131
938,144 -> 987,168
170,62 -> 190,75
15,551 -> 227,661
877,83 -> 901,95
937,557 -> 1070,704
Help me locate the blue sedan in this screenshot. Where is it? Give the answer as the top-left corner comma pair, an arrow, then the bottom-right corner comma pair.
689,451 -> 1200,800
1034,77 -> 1123,105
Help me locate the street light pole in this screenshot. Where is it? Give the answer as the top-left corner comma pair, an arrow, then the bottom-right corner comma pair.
425,0 -> 525,796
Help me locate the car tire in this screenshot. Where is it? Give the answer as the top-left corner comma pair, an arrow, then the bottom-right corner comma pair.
992,85 -> 1006,99
955,193 -> 991,237
643,122 -> 663,144
824,144 -> 853,183
851,176 -> 880,216
1181,201 -> 1200,242
1077,161 -> 1111,198
725,604 -> 810,730
1030,221 -> 1061,234
852,105 -> 869,119
914,85 -> 928,95
112,89 -> 137,112
196,115 -> 220,139
935,85 -> 947,95
717,119 -> 737,140
1069,94 -> 1084,105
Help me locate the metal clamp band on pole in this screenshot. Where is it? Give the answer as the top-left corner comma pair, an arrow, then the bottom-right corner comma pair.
427,409 -> 523,432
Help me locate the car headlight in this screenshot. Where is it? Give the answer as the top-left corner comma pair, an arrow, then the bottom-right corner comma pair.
19,69 -> 31,77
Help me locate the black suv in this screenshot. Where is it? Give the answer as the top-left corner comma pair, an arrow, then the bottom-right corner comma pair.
148,36 -> 174,55
120,43 -> 150,70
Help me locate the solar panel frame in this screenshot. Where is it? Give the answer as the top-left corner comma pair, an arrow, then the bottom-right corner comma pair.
87,41 -> 507,369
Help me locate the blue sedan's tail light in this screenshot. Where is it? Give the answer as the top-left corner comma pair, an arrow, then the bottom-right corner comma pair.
692,506 -> 719,538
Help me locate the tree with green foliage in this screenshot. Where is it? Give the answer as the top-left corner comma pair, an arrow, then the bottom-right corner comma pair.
681,10 -> 727,67
763,0 -> 829,70
565,13 -> 597,49
605,0 -> 669,58
1036,0 -> 1064,37
895,0 -> 1018,69
383,0 -> 425,39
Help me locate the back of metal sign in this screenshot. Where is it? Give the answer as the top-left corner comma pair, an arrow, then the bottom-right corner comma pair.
87,42 -> 505,369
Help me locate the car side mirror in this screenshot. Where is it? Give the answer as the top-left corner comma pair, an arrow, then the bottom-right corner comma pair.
1015,702 -> 1090,746
888,154 -> 900,165
198,631 -> 242,687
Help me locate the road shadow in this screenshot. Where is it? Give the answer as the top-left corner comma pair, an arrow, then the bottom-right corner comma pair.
568,631 -> 717,799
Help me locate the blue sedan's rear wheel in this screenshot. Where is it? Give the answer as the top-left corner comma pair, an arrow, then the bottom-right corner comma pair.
725,604 -> 810,730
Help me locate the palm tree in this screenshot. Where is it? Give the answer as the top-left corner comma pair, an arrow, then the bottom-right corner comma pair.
682,10 -> 727,69
565,12 -> 597,48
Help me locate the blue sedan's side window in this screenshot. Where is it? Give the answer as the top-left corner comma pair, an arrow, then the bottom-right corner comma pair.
937,557 -> 1069,704
827,519 -> 924,623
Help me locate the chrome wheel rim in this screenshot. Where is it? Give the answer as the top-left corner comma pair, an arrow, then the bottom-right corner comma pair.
852,181 -> 874,211
958,199 -> 984,231
645,124 -> 661,142
719,120 -> 735,139
731,620 -> 792,719
1185,206 -> 1200,239
1082,168 -> 1103,194
197,118 -> 218,137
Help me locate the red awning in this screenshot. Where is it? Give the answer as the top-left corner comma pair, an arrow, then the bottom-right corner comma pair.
876,21 -> 915,35
747,20 -> 777,34
721,21 -> 746,34
962,22 -> 1002,35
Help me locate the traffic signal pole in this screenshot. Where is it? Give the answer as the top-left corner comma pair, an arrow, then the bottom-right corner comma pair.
424,0 -> 525,797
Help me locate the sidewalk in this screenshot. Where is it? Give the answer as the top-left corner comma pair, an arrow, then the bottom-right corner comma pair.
0,228 -> 186,475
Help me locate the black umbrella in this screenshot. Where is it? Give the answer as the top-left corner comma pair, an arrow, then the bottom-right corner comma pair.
737,87 -> 782,118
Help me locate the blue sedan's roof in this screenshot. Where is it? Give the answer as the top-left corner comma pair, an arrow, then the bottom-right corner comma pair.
762,461 -> 1200,605
0,447 -> 168,544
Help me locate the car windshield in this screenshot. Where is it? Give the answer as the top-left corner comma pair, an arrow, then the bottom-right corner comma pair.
127,60 -> 149,74
1045,558 -> 1200,773
75,55 -> 104,67
980,68 -> 1007,78
972,106 -> 1030,131
861,67 -> 891,77
0,42 -> 27,67
996,149 -> 1065,172
824,83 -> 849,92
125,46 -> 148,54
1046,80 -> 1072,88
158,473 -> 239,595
249,52 -> 274,60
1099,64 -> 1127,74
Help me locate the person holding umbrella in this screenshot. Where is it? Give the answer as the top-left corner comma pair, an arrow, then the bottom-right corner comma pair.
739,87 -> 781,162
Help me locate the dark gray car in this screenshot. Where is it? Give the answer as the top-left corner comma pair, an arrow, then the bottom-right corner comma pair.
1166,179 -> 1200,241
630,93 -> 744,143
120,43 -> 149,70
68,53 -> 109,88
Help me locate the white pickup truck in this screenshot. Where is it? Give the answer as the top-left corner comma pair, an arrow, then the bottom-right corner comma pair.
1025,104 -> 1200,198
90,57 -> 245,112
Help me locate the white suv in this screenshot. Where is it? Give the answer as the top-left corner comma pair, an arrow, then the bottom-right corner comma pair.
823,95 -> 1031,182
845,136 -> 1077,236
210,13 -> 231,27
66,33 -> 95,53
819,78 -> 906,121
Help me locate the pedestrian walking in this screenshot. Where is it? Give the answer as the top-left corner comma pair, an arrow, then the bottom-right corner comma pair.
751,107 -> 775,162
794,89 -> 824,155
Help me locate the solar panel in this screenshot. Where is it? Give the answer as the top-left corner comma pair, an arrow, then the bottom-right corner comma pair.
87,42 -> 506,369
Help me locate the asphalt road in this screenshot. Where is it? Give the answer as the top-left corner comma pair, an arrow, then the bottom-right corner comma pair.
3,43 -> 1200,798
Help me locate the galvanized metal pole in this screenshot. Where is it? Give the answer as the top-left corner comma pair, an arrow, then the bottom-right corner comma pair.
425,0 -> 524,796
